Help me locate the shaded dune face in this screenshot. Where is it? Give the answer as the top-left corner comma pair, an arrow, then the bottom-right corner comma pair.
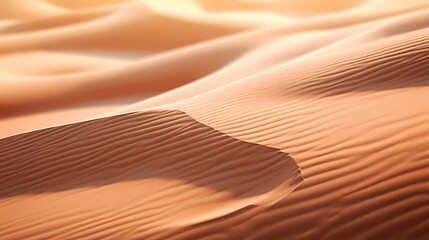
0,110 -> 301,239
286,33 -> 429,96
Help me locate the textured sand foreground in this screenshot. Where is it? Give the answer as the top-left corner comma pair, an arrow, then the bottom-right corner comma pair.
1,0 -> 429,239
0,110 -> 301,239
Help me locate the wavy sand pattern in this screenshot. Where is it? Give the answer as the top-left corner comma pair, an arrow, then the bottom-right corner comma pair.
0,110 -> 301,239
0,0 -> 428,239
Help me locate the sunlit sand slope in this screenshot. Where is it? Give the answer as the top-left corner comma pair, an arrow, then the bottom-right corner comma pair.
150,28 -> 429,240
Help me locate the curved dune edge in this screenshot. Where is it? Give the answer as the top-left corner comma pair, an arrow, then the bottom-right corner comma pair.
0,109 -> 302,239
145,27 -> 429,240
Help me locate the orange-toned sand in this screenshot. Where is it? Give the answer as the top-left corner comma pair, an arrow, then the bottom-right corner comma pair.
0,0 -> 428,239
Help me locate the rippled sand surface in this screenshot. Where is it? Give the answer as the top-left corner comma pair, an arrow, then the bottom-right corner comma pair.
1,0 -> 428,239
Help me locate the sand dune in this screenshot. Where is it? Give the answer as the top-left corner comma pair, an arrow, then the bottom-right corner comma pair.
0,110 -> 301,239
0,0 -> 428,239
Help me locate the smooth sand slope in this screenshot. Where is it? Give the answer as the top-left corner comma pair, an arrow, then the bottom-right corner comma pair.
1,0 -> 429,239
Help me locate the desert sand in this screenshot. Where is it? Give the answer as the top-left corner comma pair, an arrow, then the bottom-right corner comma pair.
0,0 -> 428,239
